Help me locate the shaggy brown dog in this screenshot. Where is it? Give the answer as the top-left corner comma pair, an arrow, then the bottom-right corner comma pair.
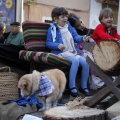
18,69 -> 66,110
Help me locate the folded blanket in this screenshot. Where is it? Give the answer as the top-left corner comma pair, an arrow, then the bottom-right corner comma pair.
9,95 -> 43,108
0,102 -> 37,120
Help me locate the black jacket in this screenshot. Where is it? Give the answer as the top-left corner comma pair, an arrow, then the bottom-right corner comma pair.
0,32 -> 10,43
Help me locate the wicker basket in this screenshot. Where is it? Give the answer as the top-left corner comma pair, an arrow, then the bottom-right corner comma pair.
0,66 -> 19,102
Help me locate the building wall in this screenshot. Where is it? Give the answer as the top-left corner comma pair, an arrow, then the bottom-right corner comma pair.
16,0 -> 23,23
89,0 -> 101,29
117,1 -> 120,33
23,0 -> 120,33
24,0 -> 90,11
23,1 -> 90,27
89,0 -> 120,32
4,0 -> 23,31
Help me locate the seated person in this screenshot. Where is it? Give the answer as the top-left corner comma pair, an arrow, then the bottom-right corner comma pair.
4,22 -> 24,46
68,13 -> 94,37
68,13 -> 95,58
92,8 -> 120,43
68,13 -> 104,90
0,22 -> 29,72
46,7 -> 91,97
0,22 -> 9,43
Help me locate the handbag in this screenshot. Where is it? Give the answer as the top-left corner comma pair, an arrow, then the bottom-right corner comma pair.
0,66 -> 19,102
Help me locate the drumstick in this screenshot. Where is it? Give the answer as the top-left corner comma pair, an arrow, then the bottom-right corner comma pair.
86,29 -> 92,36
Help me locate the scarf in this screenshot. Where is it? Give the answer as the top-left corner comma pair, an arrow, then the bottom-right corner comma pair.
36,75 -> 55,96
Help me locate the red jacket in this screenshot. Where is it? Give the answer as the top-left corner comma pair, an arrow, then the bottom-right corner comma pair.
92,24 -> 120,43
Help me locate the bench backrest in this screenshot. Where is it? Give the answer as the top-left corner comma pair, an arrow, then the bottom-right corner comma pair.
22,21 -> 50,51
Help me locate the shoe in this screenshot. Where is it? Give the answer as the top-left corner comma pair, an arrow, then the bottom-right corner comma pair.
70,87 -> 81,98
79,88 -> 91,96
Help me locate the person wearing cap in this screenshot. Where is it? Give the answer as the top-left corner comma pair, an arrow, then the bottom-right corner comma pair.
4,22 -> 24,46
0,22 -> 9,43
0,22 -> 29,72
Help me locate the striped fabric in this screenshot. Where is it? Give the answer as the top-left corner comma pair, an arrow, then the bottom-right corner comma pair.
19,50 -> 71,67
20,21 -> 71,68
22,21 -> 50,51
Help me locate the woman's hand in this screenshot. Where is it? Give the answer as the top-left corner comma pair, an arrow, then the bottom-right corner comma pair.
58,44 -> 65,50
83,35 -> 90,42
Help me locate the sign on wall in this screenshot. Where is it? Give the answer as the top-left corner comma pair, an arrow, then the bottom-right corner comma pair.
0,0 -> 16,25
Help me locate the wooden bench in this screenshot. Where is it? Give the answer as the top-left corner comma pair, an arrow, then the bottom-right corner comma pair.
19,21 -> 71,72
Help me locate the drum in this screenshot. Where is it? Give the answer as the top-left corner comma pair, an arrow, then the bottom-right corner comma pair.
93,39 -> 120,76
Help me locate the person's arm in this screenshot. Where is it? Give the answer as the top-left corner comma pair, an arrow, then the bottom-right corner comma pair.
115,33 -> 120,40
46,28 -> 60,50
3,32 -> 10,39
20,37 -> 24,46
94,24 -> 115,39
111,28 -> 120,40
18,32 -> 24,46
69,24 -> 83,43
